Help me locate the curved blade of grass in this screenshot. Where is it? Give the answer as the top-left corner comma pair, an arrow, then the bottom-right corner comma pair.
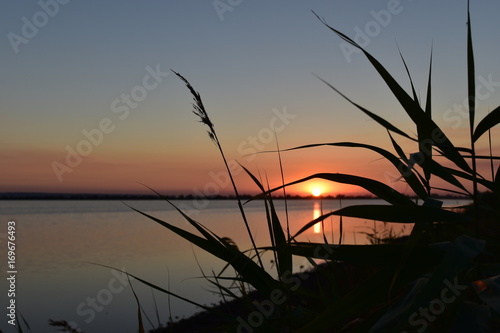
387,132 -> 430,193
425,44 -> 433,118
495,166 -> 500,195
92,263 -> 215,313
239,163 -> 292,280
206,273 -> 241,300
268,172 -> 415,206
275,133 -> 291,240
425,46 -> 434,118
431,186 -> 470,197
284,142 -> 429,200
467,1 -> 476,132
428,159 -> 469,193
466,1 -> 480,233
473,105 -> 500,142
388,132 -> 433,192
48,320 -> 80,333
388,131 -> 409,164
488,112 -> 495,181
440,164 -> 494,191
421,46 -> 434,188
127,276 -> 146,333
19,313 -> 31,333
462,154 -> 500,160
267,194 -> 293,280
262,188 -> 280,271
191,248 -> 229,302
313,12 -> 472,174
127,204 -> 280,295
314,74 -> 415,141
254,173 -> 280,276
292,205 -> 470,240
397,43 -> 419,103
331,204 -> 471,223
137,185 -> 267,260
397,44 -> 433,190
126,204 -> 227,259
289,243 -> 445,267
136,185 -> 225,243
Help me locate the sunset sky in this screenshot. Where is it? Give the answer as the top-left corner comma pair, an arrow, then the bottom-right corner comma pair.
2,1 -> 500,196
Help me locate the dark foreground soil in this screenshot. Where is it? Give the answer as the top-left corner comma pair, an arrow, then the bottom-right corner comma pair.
148,261 -> 380,333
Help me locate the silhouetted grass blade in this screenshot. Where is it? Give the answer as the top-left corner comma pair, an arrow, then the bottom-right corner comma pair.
473,105 -> 500,142
425,46 -> 433,118
467,2 -> 476,131
289,243 -> 445,267
397,44 -> 419,103
285,143 -> 429,200
239,163 -> 292,280
314,75 -> 415,141
291,204 -> 470,241
173,70 -> 264,269
314,12 -> 472,174
268,196 -> 293,280
129,204 -> 280,295
329,204 -> 471,224
428,159 -> 469,193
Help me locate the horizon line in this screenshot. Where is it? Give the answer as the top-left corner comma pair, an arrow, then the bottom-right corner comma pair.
0,192 -> 471,200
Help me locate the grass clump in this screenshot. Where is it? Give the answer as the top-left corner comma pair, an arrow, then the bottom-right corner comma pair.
126,3 -> 500,332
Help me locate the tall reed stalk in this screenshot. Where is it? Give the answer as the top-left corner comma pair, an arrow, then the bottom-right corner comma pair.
171,70 -> 264,269
466,1 -> 480,234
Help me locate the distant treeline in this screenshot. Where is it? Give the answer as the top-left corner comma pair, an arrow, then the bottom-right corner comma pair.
0,192 -> 469,200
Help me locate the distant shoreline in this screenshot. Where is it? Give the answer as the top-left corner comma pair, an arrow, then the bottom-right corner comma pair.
0,192 -> 469,200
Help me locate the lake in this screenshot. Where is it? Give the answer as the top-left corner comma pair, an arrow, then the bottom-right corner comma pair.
0,198 -> 468,332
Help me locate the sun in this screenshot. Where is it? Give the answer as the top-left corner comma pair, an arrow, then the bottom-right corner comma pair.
311,188 -> 323,197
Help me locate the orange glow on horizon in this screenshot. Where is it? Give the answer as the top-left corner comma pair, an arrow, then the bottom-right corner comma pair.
304,181 -> 333,197
311,188 -> 322,197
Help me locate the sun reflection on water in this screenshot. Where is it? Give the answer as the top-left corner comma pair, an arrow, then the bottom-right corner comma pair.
313,201 -> 321,234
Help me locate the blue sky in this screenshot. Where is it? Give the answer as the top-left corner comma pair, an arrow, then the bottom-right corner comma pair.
2,0 -> 500,195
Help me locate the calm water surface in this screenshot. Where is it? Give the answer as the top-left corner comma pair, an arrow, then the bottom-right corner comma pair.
0,199 -> 467,332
